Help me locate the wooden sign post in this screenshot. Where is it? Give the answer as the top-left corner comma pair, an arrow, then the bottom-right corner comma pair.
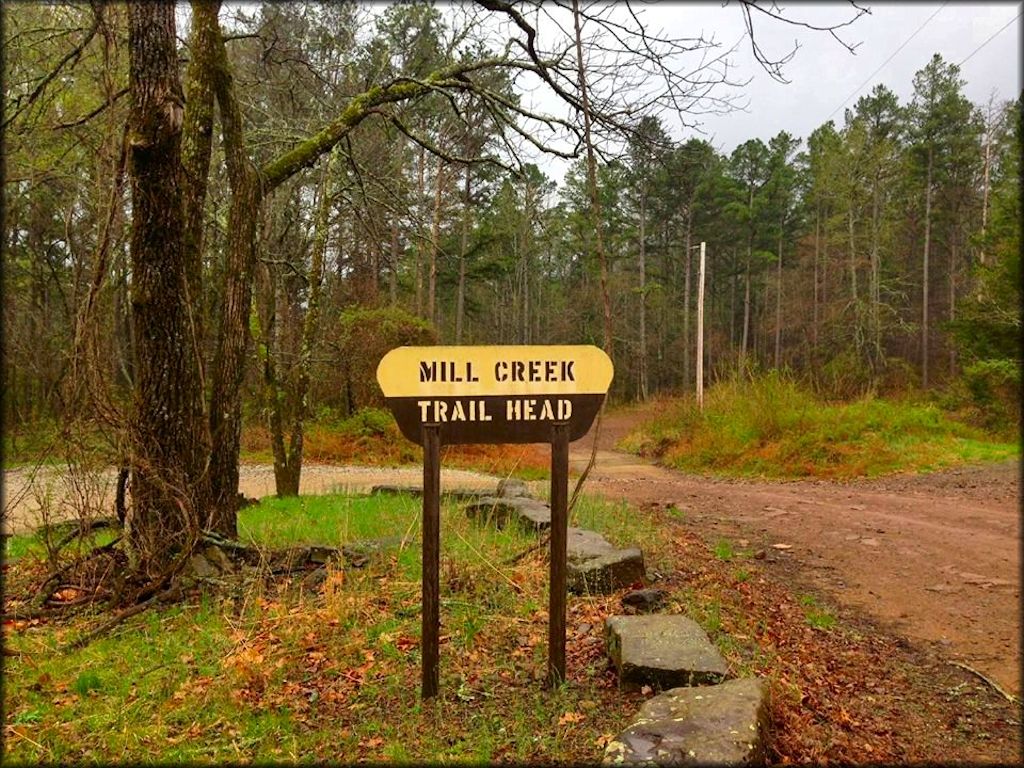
377,345 -> 613,698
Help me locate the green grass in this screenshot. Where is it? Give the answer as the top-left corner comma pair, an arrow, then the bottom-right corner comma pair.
618,372 -> 1019,479
237,493 -> 422,550
712,539 -> 734,561
4,527 -> 119,562
3,491 -> 654,763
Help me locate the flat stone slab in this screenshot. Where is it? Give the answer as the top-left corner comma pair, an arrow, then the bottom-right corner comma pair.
464,496 -> 551,532
603,678 -> 767,765
568,548 -> 646,594
605,615 -> 728,690
567,527 -> 617,560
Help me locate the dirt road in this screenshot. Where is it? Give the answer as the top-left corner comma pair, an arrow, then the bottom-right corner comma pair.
568,410 -> 1021,697
0,463 -> 498,536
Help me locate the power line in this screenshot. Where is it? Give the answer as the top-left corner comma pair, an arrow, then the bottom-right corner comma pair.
957,9 -> 1022,68
826,2 -> 948,122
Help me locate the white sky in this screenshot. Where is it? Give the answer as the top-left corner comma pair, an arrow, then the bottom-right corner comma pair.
656,1 -> 1022,152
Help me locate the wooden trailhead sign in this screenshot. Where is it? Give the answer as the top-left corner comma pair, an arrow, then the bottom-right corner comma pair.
376,345 -> 613,444
376,345 -> 613,699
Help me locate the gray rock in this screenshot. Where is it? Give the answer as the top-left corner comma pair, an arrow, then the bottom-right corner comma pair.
203,544 -> 234,574
496,478 -> 530,498
341,537 -> 400,567
186,552 -> 217,579
603,678 -> 767,765
605,615 -> 728,690
372,484 -> 488,501
622,588 -> 667,612
372,483 -> 423,496
465,497 -> 551,532
302,567 -> 328,591
568,548 -> 646,595
567,527 -> 618,561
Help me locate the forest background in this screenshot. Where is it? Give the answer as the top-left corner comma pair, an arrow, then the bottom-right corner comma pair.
3,1 -> 1020,571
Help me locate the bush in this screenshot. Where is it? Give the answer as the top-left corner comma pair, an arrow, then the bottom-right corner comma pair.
337,408 -> 397,438
961,359 -> 1021,434
617,372 -> 1017,479
315,306 -> 436,415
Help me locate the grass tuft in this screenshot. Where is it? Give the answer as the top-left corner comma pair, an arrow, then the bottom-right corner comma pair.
618,372 -> 1019,479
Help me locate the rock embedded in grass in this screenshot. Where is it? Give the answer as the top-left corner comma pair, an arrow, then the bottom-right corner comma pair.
621,588 -> 667,612
568,548 -> 646,594
603,678 -> 767,765
567,528 -> 646,595
605,615 -> 728,690
496,477 -> 530,498
372,484 -> 489,501
464,496 -> 551,531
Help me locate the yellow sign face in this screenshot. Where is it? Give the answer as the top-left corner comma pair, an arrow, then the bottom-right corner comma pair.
376,345 -> 613,445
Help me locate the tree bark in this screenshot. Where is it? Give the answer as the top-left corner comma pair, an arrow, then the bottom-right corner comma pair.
813,206 -> 820,354
428,158 -> 444,331
682,211 -> 692,391
870,171 -> 882,366
741,261 -> 751,364
207,10 -> 260,535
948,227 -> 957,378
415,145 -> 426,318
922,147 -> 933,388
125,0 -> 207,577
572,0 -> 613,356
456,162 -> 471,343
637,188 -> 648,400
774,229 -> 782,369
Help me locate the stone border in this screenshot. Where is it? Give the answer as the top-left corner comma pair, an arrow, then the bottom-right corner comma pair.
461,480 -> 770,765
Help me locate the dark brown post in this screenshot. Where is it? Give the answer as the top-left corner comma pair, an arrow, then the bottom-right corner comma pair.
547,422 -> 570,687
422,424 -> 441,699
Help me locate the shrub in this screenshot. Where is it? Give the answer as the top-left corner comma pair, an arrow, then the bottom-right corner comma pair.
318,306 -> 436,415
961,359 -> 1021,434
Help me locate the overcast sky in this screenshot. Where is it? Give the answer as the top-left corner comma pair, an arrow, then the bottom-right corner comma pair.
663,1 -> 1021,151
523,1 -> 1021,187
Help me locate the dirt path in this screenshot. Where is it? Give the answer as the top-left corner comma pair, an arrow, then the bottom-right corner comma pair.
568,409 -> 1022,698
1,463 -> 499,536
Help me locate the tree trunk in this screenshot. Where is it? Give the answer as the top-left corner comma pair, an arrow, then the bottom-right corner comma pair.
979,99 -> 995,267
870,173 -> 882,367
207,13 -> 262,536
948,228 -> 957,378
813,206 -> 820,354
415,145 -> 426,318
572,0 -> 613,356
638,189 -> 648,401
682,211 -> 692,391
847,207 -> 857,303
774,229 -> 782,369
922,148 -> 933,388
181,0 -> 217,332
456,162 -> 471,343
428,158 -> 444,332
125,0 -> 207,578
741,261 -> 751,364
729,249 -> 736,349
389,220 -> 399,305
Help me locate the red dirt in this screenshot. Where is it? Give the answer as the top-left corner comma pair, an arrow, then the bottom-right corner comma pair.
567,406 -> 1021,762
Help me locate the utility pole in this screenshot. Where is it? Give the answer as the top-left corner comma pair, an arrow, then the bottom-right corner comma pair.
696,241 -> 706,410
